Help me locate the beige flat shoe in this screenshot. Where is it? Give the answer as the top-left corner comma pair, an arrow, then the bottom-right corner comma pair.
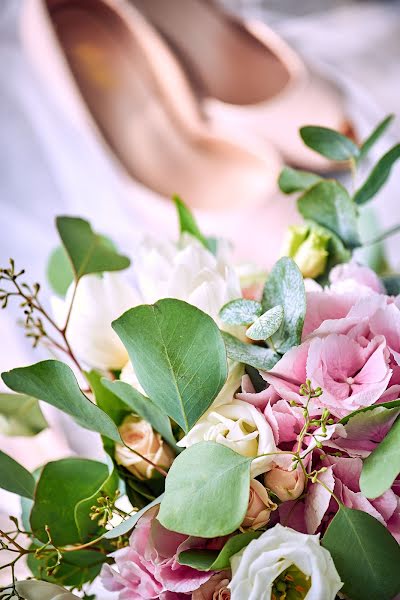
132,0 -> 355,172
21,0 -> 282,211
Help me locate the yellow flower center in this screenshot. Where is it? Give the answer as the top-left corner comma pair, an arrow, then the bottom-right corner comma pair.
271,564 -> 311,600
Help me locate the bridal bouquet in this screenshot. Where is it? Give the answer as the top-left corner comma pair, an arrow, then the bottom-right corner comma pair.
1,118 -> 400,600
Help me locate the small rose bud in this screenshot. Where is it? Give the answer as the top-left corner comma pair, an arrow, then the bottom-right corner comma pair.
115,416 -> 174,480
264,466 -> 305,502
241,479 -> 277,531
282,225 -> 330,279
192,572 -> 231,600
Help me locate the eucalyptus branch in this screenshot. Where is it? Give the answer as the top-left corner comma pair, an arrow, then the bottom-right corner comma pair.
362,223 -> 400,247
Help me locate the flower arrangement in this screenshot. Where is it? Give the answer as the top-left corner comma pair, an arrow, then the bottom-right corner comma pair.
1,118 -> 400,600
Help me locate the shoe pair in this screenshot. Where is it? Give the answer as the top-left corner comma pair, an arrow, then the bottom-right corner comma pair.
21,0 -> 353,214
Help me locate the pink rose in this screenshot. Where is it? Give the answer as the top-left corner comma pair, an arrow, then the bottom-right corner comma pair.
241,479 -> 277,531
192,572 -> 231,600
264,466 -> 305,502
101,506 -> 217,599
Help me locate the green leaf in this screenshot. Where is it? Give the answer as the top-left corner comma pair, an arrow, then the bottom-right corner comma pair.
46,246 -> 74,297
358,114 -> 395,162
219,299 -> 262,326
28,548 -> 107,587
246,305 -> 284,341
30,458 -> 112,546
382,274 -> 400,296
298,180 -> 360,248
2,360 -> 120,442
102,379 -> 177,451
173,195 -> 211,251
360,416 -> 400,499
0,451 -> 35,498
339,399 -> 400,425
0,393 -> 47,436
354,144 -> 400,205
322,506 -> 400,600
278,167 -> 322,194
112,299 -> 227,433
262,257 -> 306,353
75,468 -> 119,541
85,371 -> 129,426
222,332 -> 280,371
56,216 -> 130,281
300,126 -> 359,161
158,442 -> 252,537
104,495 -> 163,539
178,531 -> 260,570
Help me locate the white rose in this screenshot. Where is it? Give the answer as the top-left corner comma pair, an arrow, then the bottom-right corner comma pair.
229,524 -> 342,600
51,273 -> 140,370
15,580 -> 79,599
177,399 -> 278,476
134,234 -> 241,321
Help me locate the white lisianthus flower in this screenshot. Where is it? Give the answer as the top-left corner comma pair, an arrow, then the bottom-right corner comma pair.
15,580 -> 79,599
177,399 -> 278,476
133,234 -> 241,321
229,524 -> 342,600
51,273 -> 140,370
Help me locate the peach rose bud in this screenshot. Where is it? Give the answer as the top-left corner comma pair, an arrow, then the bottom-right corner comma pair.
241,479 -> 277,531
192,572 -> 231,600
115,416 -> 174,480
264,466 -> 305,502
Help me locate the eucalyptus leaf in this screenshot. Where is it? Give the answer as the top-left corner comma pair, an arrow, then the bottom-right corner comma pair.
0,450 -> 35,498
358,114 -> 395,162
112,300 -> 227,432
46,245 -> 74,297
360,416 -> 400,499
75,468 -> 119,541
174,195 -> 211,251
2,360 -> 120,442
30,458 -> 112,546
0,393 -> 47,436
322,506 -> 400,600
262,257 -> 306,353
298,180 -> 360,248
158,442 -> 252,537
86,370 -> 129,426
56,216 -> 130,281
104,494 -> 163,539
300,126 -> 359,161
15,580 -> 79,600
222,332 -> 280,371
382,274 -> 400,296
102,379 -> 178,451
339,399 -> 400,425
28,548 -> 107,588
178,531 -> 260,570
246,305 -> 284,341
354,144 -> 400,205
278,166 -> 322,194
219,298 -> 262,326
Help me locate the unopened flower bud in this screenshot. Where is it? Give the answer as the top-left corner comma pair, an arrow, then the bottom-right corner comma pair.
264,466 -> 305,502
241,479 -> 277,531
282,225 -> 330,279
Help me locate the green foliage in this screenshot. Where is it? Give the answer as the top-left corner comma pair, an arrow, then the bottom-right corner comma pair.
358,114 -> 394,162
0,393 -> 47,436
322,506 -> 400,600
85,371 -> 129,426
112,299 -> 227,433
56,216 -> 130,281
104,495 -> 163,539
30,458 -> 116,546
219,299 -> 262,326
102,379 -> 178,451
262,257 -> 306,353
300,126 -> 359,161
28,548 -> 107,587
222,331 -> 280,371
278,166 -> 322,194
360,416 -> 400,499
382,274 -> 400,295
2,360 -> 120,442
0,450 -> 35,498
339,399 -> 400,425
46,246 -> 74,297
354,144 -> 400,205
298,181 -> 360,249
178,531 -> 260,570
246,305 -> 284,341
173,195 -> 212,251
158,442 -> 252,537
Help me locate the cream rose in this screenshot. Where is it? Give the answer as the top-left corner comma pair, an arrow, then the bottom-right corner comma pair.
51,272 -> 140,370
241,479 -> 277,531
229,524 -> 342,600
264,466 -> 305,502
177,400 -> 278,477
115,416 -> 174,479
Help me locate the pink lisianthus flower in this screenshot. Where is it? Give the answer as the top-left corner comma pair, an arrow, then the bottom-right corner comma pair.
304,455 -> 400,543
101,506 -> 219,599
